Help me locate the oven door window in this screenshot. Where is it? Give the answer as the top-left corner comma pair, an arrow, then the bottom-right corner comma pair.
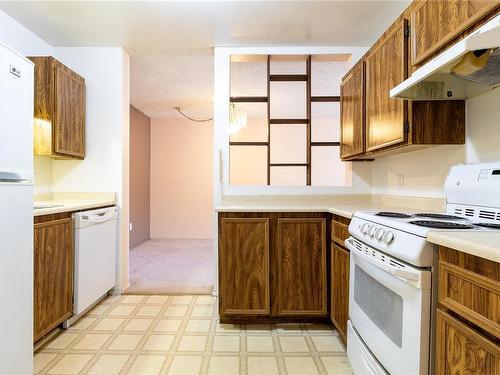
354,264 -> 403,347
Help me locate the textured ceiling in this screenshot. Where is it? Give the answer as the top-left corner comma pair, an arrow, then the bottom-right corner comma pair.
130,49 -> 214,119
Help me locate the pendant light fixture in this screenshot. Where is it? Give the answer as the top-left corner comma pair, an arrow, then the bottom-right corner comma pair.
229,103 -> 247,135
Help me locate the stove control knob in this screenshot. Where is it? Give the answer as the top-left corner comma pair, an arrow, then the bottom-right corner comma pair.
361,223 -> 369,234
375,228 -> 385,240
382,231 -> 395,245
369,225 -> 377,237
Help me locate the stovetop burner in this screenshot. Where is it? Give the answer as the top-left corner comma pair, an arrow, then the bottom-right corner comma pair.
376,212 -> 413,218
474,223 -> 500,229
415,213 -> 467,220
409,220 -> 474,229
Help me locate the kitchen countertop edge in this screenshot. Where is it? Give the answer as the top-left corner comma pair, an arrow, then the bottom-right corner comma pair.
215,203 -> 425,219
33,200 -> 116,217
427,231 -> 500,263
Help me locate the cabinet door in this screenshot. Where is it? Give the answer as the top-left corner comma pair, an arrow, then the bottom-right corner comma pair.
219,218 -> 270,315
365,19 -> 408,152
34,218 -> 73,341
277,218 -> 327,315
331,244 -> 350,344
436,310 -> 500,374
54,62 -> 85,158
340,62 -> 365,159
411,0 -> 499,66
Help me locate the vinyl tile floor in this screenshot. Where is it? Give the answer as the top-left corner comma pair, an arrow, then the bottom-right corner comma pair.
34,295 -> 353,375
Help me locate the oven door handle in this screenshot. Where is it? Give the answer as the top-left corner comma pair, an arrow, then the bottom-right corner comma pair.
345,238 -> 420,282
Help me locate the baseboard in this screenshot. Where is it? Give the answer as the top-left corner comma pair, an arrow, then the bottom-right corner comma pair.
130,239 -> 149,250
112,283 -> 130,295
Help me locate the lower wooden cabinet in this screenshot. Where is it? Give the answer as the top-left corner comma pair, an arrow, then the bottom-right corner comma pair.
219,218 -> 270,315
34,215 -> 73,342
218,212 -> 328,321
436,310 -> 500,375
277,218 -> 327,316
436,245 -> 500,374
331,243 -> 350,344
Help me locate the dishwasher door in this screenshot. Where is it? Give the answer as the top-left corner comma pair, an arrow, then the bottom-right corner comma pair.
73,206 -> 118,315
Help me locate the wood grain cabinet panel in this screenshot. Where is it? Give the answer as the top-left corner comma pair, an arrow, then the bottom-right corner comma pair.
410,0 -> 500,66
277,218 -> 327,316
340,61 -> 365,159
331,217 -> 350,246
331,243 -> 350,344
439,246 -> 500,339
219,218 -> 270,315
30,56 -> 85,159
34,217 -> 73,342
436,310 -> 500,375
54,63 -> 85,157
365,19 -> 408,152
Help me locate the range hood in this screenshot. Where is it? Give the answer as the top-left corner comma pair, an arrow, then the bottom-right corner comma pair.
391,14 -> 500,100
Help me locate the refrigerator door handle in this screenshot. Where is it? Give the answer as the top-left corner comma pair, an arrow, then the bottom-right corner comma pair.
0,171 -> 30,183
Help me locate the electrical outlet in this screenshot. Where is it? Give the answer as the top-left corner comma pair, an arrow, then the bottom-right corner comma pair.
398,174 -> 405,189
129,222 -> 133,231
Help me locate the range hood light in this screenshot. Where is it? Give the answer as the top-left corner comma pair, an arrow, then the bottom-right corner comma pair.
391,15 -> 500,100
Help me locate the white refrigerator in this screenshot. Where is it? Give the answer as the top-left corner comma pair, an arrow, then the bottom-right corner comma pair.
0,42 -> 34,375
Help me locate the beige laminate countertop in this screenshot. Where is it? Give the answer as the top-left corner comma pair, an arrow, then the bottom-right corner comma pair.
34,192 -> 116,216
216,203 -> 406,219
427,231 -> 500,263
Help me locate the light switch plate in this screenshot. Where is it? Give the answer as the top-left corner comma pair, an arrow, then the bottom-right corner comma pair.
398,174 -> 405,189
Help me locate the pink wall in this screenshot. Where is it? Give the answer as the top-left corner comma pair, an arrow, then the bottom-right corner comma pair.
130,106 -> 151,248
150,117 -> 213,239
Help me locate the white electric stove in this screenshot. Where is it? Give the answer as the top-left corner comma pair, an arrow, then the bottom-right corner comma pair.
346,162 -> 500,375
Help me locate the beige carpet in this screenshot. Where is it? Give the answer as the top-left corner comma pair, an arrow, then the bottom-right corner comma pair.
127,238 -> 214,295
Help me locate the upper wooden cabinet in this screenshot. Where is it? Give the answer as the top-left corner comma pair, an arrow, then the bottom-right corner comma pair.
339,4 -> 473,160
410,0 -> 500,66
365,19 -> 408,152
340,62 -> 365,159
34,215 -> 73,342
219,218 -> 270,315
30,56 -> 85,159
277,218 -> 327,316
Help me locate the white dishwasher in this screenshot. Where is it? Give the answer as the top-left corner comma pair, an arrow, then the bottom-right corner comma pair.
73,206 -> 118,315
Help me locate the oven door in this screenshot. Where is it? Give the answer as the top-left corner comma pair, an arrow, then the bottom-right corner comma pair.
345,237 -> 432,375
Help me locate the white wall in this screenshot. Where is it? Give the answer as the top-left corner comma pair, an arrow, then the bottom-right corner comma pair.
0,10 -> 52,56
372,87 -> 500,197
150,117 -> 213,239
34,156 -> 53,195
51,47 -> 130,291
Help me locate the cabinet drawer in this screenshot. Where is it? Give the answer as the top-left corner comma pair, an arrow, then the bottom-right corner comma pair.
439,259 -> 500,339
331,219 -> 350,246
436,310 -> 500,375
